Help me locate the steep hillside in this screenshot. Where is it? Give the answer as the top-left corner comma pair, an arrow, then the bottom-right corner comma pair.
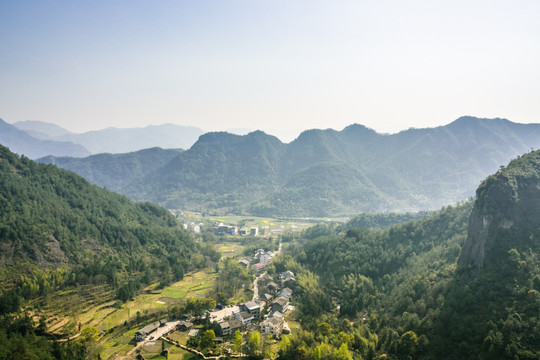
280,150 -> 540,359
124,131 -> 285,210
432,150 -> 540,359
38,147 -> 182,192
0,144 -> 199,291
0,118 -> 90,159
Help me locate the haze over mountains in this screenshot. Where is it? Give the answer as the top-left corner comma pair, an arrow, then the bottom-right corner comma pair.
0,118 -> 91,159
13,120 -> 204,155
33,116 -> 540,217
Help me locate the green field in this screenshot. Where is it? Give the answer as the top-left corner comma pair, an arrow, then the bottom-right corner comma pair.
162,271 -> 215,300
30,269 -> 217,359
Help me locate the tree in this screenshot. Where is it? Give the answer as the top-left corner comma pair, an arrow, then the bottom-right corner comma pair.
335,342 -> 353,360
233,330 -> 242,352
200,329 -> 216,351
398,330 -> 418,359
247,331 -> 261,356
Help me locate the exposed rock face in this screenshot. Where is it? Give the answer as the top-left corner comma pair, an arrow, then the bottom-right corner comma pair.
458,151 -> 540,267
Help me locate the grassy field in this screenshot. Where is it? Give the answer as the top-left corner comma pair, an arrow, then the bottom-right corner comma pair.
215,242 -> 245,259
29,269 -> 217,359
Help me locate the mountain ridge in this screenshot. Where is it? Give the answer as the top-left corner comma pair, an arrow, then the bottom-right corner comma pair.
34,116 -> 540,216
0,118 -> 90,159
11,120 -> 205,154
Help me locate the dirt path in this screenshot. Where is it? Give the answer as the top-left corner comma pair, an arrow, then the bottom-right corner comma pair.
163,336 -> 250,359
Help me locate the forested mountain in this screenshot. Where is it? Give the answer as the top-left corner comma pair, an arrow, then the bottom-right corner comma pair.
46,116 -> 540,216
0,144 -> 216,358
0,144 -> 204,293
281,150 -> 540,359
38,147 -> 183,192
13,120 -> 204,154
0,118 -> 90,159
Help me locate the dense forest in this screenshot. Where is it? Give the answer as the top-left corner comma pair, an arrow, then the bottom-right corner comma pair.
39,147 -> 182,192
0,144 -> 215,358
278,150 -> 540,359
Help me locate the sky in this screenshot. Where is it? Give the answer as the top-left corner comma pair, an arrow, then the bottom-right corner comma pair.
1,0 -> 540,142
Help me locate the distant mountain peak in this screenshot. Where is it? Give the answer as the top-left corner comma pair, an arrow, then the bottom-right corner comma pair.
448,116 -> 512,128
342,123 -> 378,136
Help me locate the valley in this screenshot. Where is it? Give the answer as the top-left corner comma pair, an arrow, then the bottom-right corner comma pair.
4,1 -> 540,358
2,129 -> 540,359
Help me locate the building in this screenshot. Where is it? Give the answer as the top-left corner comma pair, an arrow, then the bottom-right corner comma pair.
260,315 -> 284,336
135,322 -> 160,342
260,251 -> 274,265
238,259 -> 250,268
250,227 -> 259,236
233,311 -> 255,325
258,293 -> 274,303
213,223 -> 238,235
218,320 -> 243,337
243,301 -> 262,319
271,296 -> 289,314
280,270 -> 296,287
267,281 -> 279,292
251,262 -> 266,274
278,287 -> 293,298
177,321 -> 193,332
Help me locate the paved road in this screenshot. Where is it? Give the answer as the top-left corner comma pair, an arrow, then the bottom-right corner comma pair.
252,271 -> 267,301
252,240 -> 282,301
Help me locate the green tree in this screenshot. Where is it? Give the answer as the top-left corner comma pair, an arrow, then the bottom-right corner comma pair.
233,330 -> 242,352
398,330 -> 418,359
247,330 -> 261,356
200,329 -> 216,351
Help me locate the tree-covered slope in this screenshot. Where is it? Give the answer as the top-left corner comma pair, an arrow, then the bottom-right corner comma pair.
283,150 -> 540,359
432,150 -> 540,359
0,144 -> 198,288
38,147 -> 182,192
124,130 -> 285,210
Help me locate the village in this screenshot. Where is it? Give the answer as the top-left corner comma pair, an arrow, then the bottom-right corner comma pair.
130,241 -> 297,359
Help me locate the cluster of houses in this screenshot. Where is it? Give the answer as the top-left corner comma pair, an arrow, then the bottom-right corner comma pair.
213,222 -> 262,236
239,248 -> 276,274
183,221 -> 203,233
216,270 -> 296,338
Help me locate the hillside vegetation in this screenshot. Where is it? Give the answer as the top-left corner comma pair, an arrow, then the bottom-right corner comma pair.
279,150 -> 540,359
0,144 -> 221,358
39,147 -> 182,192
0,144 -> 209,305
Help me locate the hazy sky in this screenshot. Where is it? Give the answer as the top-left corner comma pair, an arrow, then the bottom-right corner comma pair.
1,0 -> 540,141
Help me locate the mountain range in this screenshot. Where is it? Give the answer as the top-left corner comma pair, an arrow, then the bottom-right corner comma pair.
13,120 -> 204,154
38,116 -> 540,216
0,118 -> 90,159
3,125 -> 540,358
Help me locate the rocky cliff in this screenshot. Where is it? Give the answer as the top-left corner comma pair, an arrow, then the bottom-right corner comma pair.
458,150 -> 540,267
